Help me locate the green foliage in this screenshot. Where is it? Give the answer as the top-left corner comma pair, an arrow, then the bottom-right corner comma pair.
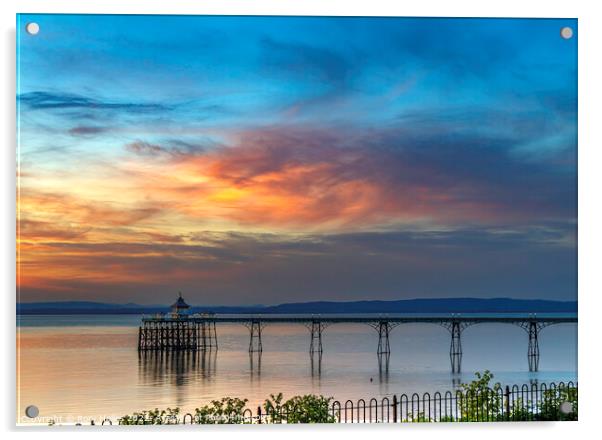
263,392 -> 286,423
457,370 -> 502,422
118,407 -> 180,425
507,399 -> 532,421
403,412 -> 433,423
117,394 -> 336,424
113,377 -> 578,425
194,397 -> 249,424
264,393 -> 336,423
538,386 -> 578,421
452,371 -> 577,422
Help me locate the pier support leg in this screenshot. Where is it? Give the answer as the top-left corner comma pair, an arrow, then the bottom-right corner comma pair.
201,321 -> 218,350
528,321 -> 540,372
450,321 -> 462,374
137,326 -> 143,350
248,320 -> 263,353
211,321 -> 218,350
377,321 -> 391,355
309,321 -> 324,354
138,319 -> 217,352
200,322 -> 207,350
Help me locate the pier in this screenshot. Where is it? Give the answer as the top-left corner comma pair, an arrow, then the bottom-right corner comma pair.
138,295 -> 576,373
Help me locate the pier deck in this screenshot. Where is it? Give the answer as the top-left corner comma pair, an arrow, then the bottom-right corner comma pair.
138,313 -> 576,373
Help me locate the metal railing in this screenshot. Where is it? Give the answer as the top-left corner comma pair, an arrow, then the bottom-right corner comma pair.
111,380 -> 576,424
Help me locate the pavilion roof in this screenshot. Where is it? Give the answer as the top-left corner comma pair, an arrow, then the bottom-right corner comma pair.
171,293 -> 190,309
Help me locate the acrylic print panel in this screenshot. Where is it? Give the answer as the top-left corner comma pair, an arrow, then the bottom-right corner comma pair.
16,15 -> 577,425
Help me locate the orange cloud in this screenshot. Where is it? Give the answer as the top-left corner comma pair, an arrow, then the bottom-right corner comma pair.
17,125 -> 563,300
130,127 -> 506,231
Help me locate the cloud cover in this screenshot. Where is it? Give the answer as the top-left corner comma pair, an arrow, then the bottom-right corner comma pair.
17,15 -> 577,304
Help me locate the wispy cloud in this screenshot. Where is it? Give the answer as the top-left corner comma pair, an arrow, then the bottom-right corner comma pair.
17,225 -> 575,303
68,125 -> 110,136
125,139 -> 210,157
19,91 -> 172,113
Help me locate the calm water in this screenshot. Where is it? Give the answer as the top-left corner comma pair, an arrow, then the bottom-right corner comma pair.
16,314 -> 577,425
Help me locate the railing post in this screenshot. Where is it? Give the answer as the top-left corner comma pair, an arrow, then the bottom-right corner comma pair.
505,386 -> 511,421
392,395 -> 398,423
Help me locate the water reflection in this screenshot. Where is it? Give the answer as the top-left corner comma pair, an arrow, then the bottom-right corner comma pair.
310,351 -> 322,378
18,319 -> 578,423
378,352 -> 390,382
138,350 -> 217,386
249,351 -> 262,379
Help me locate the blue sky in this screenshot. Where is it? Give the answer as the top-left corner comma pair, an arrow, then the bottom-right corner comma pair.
17,15 -> 577,304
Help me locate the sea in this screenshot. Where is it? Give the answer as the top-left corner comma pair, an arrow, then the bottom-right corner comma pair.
16,314 -> 577,425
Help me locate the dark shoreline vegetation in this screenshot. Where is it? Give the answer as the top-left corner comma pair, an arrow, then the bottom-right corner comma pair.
98,372 -> 576,425
18,298 -> 577,315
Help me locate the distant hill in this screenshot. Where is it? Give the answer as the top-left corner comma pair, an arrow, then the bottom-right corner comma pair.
260,298 -> 576,314
16,297 -> 576,315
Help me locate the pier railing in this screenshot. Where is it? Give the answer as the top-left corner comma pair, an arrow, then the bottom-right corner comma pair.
112,380 -> 577,424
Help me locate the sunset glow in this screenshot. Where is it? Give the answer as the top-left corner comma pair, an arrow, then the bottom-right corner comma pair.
17,16 -> 577,304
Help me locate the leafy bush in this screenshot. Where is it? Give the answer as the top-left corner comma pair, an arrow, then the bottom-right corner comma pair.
457,370 -> 503,422
264,393 -> 336,423
538,386 -> 578,421
194,397 -> 249,424
263,393 -> 286,423
507,399 -> 532,421
453,371 -> 577,422
403,412 -> 433,422
117,394 -> 336,424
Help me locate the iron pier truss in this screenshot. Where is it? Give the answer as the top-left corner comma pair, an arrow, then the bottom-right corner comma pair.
138,314 -> 576,373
